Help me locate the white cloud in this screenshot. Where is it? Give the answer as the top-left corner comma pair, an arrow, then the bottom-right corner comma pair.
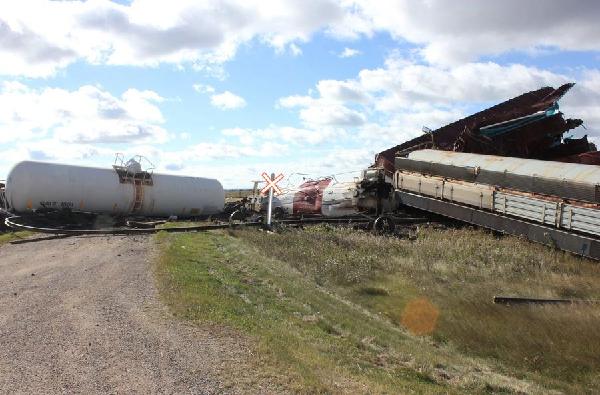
0,139 -> 114,164
192,83 -> 215,94
0,0 -> 346,77
357,55 -> 570,110
298,103 -> 366,127
0,81 -> 168,144
289,43 -> 303,56
210,90 -> 247,110
278,94 -> 367,127
222,125 -> 346,145
277,56 -> 600,151
317,79 -> 370,103
339,47 -> 361,58
3,1 -> 599,78
193,83 -> 247,110
333,1 -> 600,65
561,70 -> 600,135
1,1 -> 598,78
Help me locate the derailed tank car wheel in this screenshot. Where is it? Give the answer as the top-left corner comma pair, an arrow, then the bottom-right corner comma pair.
273,207 -> 285,219
372,215 -> 395,234
229,209 -> 246,225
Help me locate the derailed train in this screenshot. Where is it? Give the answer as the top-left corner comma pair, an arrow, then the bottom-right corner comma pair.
3,149 -> 600,260
395,150 -> 600,235
267,168 -> 394,218
393,150 -> 600,260
0,156 -> 393,221
1,158 -> 224,218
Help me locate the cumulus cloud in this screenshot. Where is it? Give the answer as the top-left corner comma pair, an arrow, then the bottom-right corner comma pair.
0,139 -> 114,164
316,80 -> 370,103
278,56 -> 600,151
0,0 -> 345,77
0,81 -> 168,144
358,56 -> 570,111
158,140 -> 289,175
3,1 -> 599,77
289,43 -> 303,56
278,94 -> 367,127
192,84 -> 215,94
222,125 -> 346,145
333,0 -> 600,65
210,91 -> 247,110
339,47 -> 361,58
193,83 -> 247,110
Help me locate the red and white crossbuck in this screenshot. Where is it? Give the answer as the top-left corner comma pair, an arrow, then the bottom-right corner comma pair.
260,172 -> 284,196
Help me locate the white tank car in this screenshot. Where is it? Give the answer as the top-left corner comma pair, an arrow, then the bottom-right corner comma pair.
5,159 -> 224,217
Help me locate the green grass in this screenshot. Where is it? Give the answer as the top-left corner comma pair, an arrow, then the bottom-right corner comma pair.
155,231 -> 447,393
0,231 -> 34,245
237,225 -> 600,393
155,227 -> 590,394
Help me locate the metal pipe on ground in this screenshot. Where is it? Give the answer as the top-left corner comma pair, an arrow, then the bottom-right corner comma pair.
4,216 -> 262,236
493,296 -> 600,306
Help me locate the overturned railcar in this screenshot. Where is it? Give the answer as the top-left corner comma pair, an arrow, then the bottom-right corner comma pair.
395,150 -> 600,260
268,168 -> 395,218
5,159 -> 224,218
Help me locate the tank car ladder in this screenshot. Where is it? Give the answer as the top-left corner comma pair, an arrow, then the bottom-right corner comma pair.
132,177 -> 145,212
112,154 -> 155,214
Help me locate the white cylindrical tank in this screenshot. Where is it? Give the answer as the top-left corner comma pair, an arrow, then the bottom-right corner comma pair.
5,160 -> 224,217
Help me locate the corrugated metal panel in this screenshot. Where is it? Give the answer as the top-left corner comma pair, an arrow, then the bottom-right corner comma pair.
493,192 -> 558,226
559,206 -> 600,236
403,150 -> 600,203
395,170 -> 600,238
492,192 -> 600,237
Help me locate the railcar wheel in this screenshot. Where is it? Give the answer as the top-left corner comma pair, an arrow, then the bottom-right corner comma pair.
372,215 -> 395,234
273,207 -> 285,219
229,209 -> 249,225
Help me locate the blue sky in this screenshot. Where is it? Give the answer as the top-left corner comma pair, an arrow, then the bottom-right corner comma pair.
1,1 -> 600,187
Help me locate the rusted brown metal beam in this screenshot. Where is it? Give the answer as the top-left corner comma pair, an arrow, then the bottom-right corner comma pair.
375,83 -> 587,169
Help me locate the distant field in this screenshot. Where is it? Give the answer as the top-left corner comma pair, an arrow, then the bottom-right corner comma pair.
156,225 -> 600,393
224,189 -> 253,200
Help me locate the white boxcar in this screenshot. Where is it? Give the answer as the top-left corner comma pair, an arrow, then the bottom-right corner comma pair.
5,160 -> 224,217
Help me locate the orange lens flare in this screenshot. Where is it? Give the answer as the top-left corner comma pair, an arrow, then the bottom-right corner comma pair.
401,297 -> 440,336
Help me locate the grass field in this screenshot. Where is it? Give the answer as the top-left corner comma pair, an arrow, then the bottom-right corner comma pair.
0,231 -> 33,245
156,225 -> 600,393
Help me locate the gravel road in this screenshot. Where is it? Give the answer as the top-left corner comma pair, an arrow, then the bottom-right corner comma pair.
0,235 -> 264,394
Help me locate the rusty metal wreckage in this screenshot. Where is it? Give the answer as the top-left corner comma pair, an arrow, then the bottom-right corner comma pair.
375,83 -> 595,171
4,82 -> 600,262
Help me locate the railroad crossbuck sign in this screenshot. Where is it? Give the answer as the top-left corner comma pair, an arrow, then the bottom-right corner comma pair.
260,172 -> 284,196
260,172 -> 284,227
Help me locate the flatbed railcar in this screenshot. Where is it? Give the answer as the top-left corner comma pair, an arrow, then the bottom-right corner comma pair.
394,150 -> 600,260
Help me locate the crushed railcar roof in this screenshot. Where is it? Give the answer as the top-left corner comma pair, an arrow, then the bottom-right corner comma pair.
375,83 -> 597,170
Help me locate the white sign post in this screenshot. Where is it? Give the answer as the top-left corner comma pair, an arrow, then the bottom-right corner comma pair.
260,172 -> 284,227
